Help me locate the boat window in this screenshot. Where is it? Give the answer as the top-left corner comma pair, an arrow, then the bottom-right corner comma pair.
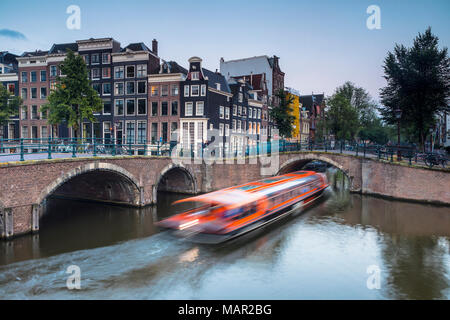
236,184 -> 261,191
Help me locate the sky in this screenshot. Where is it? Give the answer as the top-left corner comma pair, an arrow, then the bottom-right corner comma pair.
1,0 -> 449,102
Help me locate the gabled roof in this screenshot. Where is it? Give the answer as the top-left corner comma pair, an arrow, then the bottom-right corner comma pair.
161,61 -> 188,75
49,43 -> 78,54
299,94 -> 325,113
21,50 -> 48,57
0,52 -> 19,65
122,42 -> 151,52
202,68 -> 231,93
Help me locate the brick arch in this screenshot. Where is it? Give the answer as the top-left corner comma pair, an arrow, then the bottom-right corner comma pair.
153,163 -> 198,203
37,162 -> 142,206
278,154 -> 353,187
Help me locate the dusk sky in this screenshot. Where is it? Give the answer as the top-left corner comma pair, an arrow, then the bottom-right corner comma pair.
1,0 -> 449,102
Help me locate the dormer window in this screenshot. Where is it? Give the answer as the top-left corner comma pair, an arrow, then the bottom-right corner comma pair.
191,72 -> 199,80
216,83 -> 221,90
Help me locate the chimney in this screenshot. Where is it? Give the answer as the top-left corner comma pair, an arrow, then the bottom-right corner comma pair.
152,39 -> 158,56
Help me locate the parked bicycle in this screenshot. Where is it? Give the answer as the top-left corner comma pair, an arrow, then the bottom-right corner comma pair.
423,152 -> 448,169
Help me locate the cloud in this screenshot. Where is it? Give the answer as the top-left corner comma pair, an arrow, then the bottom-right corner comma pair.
0,29 -> 27,40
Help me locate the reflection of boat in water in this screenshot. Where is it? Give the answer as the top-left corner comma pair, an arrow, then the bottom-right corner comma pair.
157,171 -> 329,244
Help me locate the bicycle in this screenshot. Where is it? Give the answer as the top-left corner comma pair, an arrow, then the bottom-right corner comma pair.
423,152 -> 448,169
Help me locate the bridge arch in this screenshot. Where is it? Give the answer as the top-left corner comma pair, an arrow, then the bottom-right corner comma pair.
37,162 -> 142,208
153,163 -> 198,202
278,154 -> 353,187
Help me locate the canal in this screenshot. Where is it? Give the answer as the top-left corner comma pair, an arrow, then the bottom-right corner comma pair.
0,173 -> 449,299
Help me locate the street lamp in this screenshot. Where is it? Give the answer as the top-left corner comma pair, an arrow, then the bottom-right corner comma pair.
429,127 -> 434,152
395,108 -> 402,161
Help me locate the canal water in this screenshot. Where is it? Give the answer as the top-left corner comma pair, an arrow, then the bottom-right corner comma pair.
0,173 -> 449,299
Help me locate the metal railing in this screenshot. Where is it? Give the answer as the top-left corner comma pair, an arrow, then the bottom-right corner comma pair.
0,137 -> 447,168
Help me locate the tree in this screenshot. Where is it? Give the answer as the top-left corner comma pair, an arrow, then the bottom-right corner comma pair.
0,84 -> 21,127
379,27 -> 450,151
41,50 -> 102,139
269,89 -> 296,138
325,93 -> 360,141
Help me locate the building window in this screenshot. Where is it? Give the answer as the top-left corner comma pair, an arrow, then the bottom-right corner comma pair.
171,122 -> 178,138
114,66 -> 124,79
126,99 -> 135,115
82,55 -> 89,65
102,67 -> 111,79
103,83 -> 111,95
151,102 -> 158,116
21,72 -> 28,83
219,123 -> 224,136
151,123 -> 158,143
126,65 -> 135,78
225,107 -> 230,119
137,81 -> 146,94
184,85 -> 189,97
41,126 -> 48,139
233,105 -> 237,116
161,101 -> 168,116
31,88 -> 37,99
137,64 -> 147,77
115,82 -> 124,95
191,72 -> 199,80
239,92 -> 243,102
232,119 -> 236,132
102,53 -> 110,64
40,70 -> 46,82
103,101 -> 112,114
225,124 -> 230,136
21,88 -> 27,99
92,68 -> 100,79
151,86 -> 159,96
162,122 -> 168,143
171,85 -> 178,96
126,122 -> 135,144
191,85 -> 199,96
40,87 -> 47,99
50,65 -> 57,77
31,71 -> 37,82
200,84 -> 206,96
137,121 -> 147,144
126,81 -> 135,95
91,54 -> 99,64
21,106 -> 28,120
219,106 -> 224,119
258,109 -> 261,119
115,99 -> 124,115
93,83 -> 101,95
216,83 -> 221,90
161,85 -> 168,96
137,99 -> 147,115
31,105 -> 39,119
185,102 -> 193,116
196,102 -> 204,116
7,83 -> 15,94
21,126 -> 28,138
171,101 -> 178,115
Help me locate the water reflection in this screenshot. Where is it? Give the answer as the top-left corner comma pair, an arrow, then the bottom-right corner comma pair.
0,188 -> 449,299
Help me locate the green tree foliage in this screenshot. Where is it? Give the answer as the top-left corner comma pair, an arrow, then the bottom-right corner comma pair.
325,93 -> 360,141
41,50 -> 102,138
379,27 -> 450,150
269,89 -> 296,138
0,84 -> 21,127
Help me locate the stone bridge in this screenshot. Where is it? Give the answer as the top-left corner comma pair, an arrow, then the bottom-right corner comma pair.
0,152 -> 449,239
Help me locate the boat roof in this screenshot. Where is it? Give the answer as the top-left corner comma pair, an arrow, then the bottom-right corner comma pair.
173,189 -> 263,207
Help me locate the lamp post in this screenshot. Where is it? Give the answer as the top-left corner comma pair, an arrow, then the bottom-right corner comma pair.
429,127 -> 434,152
395,108 -> 402,161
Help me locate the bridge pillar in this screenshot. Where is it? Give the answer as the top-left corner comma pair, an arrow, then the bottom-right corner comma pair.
0,208 -> 14,239
32,203 -> 42,233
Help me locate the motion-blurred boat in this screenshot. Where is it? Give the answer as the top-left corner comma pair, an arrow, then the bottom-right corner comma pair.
157,171 -> 329,243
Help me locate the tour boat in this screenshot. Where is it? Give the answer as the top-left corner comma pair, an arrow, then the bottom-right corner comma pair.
157,170 -> 329,243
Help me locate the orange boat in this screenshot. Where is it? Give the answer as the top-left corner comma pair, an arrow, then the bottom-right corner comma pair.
157,170 -> 329,243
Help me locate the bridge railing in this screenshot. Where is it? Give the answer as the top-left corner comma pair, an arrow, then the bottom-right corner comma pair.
0,137 -> 446,168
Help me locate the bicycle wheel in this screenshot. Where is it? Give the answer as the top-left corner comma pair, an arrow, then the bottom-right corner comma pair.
424,158 -> 433,168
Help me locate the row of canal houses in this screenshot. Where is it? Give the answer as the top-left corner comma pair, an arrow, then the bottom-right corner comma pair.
0,37 -> 325,153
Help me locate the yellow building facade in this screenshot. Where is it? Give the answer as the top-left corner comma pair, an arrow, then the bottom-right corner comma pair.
285,88 -> 301,141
